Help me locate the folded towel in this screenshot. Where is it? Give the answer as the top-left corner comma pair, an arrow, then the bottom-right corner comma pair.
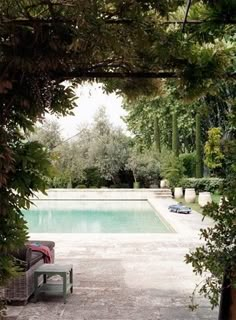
29,244 -> 52,263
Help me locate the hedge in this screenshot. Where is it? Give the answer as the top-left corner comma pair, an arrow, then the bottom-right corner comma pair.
180,178 -> 224,193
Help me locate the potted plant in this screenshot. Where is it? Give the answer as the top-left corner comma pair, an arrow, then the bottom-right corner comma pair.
185,195 -> 236,319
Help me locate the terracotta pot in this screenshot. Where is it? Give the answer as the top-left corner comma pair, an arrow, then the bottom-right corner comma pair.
184,188 -> 196,203
198,192 -> 212,207
174,187 -> 183,199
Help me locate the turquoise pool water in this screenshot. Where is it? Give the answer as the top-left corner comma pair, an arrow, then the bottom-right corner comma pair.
24,200 -> 173,233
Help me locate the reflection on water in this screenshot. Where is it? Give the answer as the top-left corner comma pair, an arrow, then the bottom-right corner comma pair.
23,201 -> 172,233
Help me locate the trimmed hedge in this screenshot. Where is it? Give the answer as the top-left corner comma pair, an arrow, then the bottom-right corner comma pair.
180,178 -> 224,193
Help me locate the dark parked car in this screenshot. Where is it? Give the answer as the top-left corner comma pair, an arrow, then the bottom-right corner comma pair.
168,204 -> 191,214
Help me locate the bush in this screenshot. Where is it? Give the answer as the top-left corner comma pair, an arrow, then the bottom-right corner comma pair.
160,149 -> 184,188
185,196 -> 236,309
179,152 -> 196,177
83,167 -> 105,188
76,184 -> 87,188
180,177 -> 224,193
49,175 -> 70,188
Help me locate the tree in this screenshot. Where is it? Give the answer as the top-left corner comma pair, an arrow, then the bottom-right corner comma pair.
0,140 -> 53,313
172,111 -> 179,156
53,141 -> 87,187
126,149 -> 160,187
185,197 -> 236,313
195,112 -> 203,178
123,92 -> 199,153
185,91 -> 236,317
185,140 -> 236,316
30,120 -> 62,150
87,107 -> 131,185
44,107 -> 132,187
204,128 -> 224,175
154,116 -> 161,154
160,149 -> 184,188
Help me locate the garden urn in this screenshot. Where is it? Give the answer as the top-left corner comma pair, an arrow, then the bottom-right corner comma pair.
160,179 -> 168,188
174,187 -> 183,199
184,188 -> 196,203
198,192 -> 212,207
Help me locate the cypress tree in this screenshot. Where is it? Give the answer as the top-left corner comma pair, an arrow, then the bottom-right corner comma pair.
172,111 -> 179,156
154,116 -> 161,154
195,112 -> 203,178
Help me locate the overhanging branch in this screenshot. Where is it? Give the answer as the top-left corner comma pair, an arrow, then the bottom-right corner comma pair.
52,70 -> 236,81
182,0 -> 192,32
54,71 -> 177,80
1,17 -> 236,28
163,19 -> 236,25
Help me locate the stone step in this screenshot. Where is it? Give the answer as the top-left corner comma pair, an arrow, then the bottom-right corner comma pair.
152,189 -> 172,198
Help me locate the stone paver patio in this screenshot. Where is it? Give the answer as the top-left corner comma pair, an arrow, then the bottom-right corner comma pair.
7,198 -> 218,319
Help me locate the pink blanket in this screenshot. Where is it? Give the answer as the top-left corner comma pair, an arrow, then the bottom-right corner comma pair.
29,244 -> 52,263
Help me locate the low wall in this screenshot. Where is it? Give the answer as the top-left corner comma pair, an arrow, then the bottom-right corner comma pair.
32,188 -> 162,200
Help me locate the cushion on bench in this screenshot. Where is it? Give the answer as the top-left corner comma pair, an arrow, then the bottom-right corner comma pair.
27,240 -> 55,251
11,241 -> 55,271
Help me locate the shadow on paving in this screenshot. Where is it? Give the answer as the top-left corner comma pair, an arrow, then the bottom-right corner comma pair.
14,258 -> 218,320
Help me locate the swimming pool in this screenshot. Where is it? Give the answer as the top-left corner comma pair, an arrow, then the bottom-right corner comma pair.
24,200 -> 173,233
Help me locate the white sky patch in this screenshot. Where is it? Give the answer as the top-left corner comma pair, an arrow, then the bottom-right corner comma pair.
46,83 -> 128,138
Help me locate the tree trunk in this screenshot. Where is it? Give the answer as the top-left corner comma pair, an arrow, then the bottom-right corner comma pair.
230,286 -> 236,320
218,276 -> 236,320
154,116 -> 161,154
172,111 -> 179,156
195,112 -> 202,178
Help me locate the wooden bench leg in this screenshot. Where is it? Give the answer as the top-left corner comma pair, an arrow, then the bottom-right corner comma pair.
70,268 -> 73,293
34,274 -> 39,303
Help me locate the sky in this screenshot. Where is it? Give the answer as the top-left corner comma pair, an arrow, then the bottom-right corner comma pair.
46,83 -> 127,138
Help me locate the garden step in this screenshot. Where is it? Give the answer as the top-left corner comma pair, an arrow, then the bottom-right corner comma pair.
153,189 -> 172,198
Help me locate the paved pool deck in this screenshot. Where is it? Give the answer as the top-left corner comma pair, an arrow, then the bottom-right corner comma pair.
7,197 -> 218,320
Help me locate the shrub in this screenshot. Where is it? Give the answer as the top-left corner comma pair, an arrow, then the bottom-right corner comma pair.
48,174 -> 70,188
76,184 -> 87,188
204,127 -> 224,172
185,197 -> 236,310
179,152 -> 196,177
180,177 -> 224,193
83,167 -> 105,188
160,149 -> 184,188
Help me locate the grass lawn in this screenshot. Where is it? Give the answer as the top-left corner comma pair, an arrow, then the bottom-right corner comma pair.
177,193 -> 221,214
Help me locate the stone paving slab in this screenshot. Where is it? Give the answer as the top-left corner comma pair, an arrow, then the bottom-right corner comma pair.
7,198 -> 219,319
